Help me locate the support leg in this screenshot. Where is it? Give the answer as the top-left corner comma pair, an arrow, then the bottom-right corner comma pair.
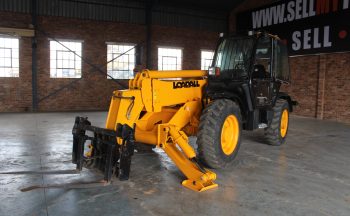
161,142 -> 217,192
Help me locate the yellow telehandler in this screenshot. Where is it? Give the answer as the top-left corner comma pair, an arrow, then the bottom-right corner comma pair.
72,32 -> 296,192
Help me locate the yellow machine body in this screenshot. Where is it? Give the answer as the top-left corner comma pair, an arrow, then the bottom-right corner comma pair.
104,69 -> 217,192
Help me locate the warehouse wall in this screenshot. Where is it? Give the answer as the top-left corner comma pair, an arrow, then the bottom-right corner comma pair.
0,11 -> 218,112
230,0 -> 350,123
0,12 -> 32,111
35,15 -> 145,111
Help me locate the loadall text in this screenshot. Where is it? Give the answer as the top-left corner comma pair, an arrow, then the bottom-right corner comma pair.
173,81 -> 200,89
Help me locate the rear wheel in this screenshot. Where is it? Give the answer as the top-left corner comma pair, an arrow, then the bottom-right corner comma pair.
265,99 -> 290,146
197,99 -> 242,169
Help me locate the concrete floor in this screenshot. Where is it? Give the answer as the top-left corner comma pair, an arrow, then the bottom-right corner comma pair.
0,112 -> 349,216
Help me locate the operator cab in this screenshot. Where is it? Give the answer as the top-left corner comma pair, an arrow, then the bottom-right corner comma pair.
207,32 -> 290,110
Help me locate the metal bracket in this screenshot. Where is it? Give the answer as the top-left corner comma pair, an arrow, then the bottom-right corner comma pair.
72,117 -> 136,183
72,116 -> 119,182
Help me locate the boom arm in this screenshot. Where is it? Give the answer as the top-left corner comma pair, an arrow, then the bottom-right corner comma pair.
103,69 -> 217,191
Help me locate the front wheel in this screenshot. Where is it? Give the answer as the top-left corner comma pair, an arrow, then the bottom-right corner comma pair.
265,99 -> 290,146
197,99 -> 242,169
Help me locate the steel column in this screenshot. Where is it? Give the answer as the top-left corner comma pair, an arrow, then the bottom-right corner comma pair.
145,0 -> 153,69
31,0 -> 38,111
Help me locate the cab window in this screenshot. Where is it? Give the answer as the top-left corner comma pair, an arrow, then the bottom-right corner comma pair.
273,40 -> 290,82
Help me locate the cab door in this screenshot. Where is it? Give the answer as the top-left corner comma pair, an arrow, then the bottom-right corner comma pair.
272,40 -> 290,83
251,36 -> 273,108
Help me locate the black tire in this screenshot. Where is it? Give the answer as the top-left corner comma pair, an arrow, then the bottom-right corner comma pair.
265,99 -> 290,146
197,99 -> 242,169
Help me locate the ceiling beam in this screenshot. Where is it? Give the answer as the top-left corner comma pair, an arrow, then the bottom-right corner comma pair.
0,27 -> 34,37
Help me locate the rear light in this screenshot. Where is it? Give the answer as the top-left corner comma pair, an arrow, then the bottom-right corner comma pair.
208,67 -> 220,76
215,67 -> 220,76
208,67 -> 215,75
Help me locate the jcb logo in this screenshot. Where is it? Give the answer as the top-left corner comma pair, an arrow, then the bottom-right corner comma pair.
173,81 -> 200,89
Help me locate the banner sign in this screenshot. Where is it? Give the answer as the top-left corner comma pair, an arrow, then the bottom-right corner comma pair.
237,0 -> 350,56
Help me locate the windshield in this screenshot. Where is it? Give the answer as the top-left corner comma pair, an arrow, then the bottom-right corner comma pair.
213,37 -> 255,79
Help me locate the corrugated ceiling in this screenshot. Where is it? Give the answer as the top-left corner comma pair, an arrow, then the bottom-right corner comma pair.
0,0 -> 242,32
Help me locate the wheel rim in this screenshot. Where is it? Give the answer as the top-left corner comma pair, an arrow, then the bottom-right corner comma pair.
280,109 -> 289,138
221,115 -> 239,155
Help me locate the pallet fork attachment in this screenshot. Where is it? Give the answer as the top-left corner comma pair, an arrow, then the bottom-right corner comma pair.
72,117 -> 136,182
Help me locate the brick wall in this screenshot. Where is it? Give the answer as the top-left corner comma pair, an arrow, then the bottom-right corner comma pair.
150,25 -> 218,70
230,0 -> 350,124
0,12 -> 32,112
0,11 -> 218,112
320,53 -> 350,122
35,15 -> 145,111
